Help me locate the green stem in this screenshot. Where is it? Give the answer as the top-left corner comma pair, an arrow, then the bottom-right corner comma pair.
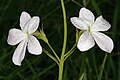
97,53 -> 108,80
58,0 -> 67,80
61,0 -> 67,58
64,30 -> 84,60
47,43 -> 60,61
33,30 -> 60,64
64,43 -> 77,61
43,48 -> 59,65
58,60 -> 64,80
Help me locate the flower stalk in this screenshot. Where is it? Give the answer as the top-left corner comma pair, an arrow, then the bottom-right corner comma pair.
59,0 -> 67,80
33,30 -> 60,62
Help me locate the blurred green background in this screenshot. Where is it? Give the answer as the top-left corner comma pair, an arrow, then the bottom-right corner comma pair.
0,0 -> 119,80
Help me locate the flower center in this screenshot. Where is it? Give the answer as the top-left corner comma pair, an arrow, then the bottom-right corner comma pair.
86,22 -> 92,32
24,32 -> 29,39
88,26 -> 91,32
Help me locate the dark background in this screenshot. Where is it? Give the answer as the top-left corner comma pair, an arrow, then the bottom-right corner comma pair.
0,0 -> 119,80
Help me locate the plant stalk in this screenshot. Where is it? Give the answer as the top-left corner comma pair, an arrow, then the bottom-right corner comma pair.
58,0 -> 67,80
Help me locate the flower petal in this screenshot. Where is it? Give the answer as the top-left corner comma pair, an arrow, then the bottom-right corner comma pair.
12,40 -> 27,66
70,17 -> 88,30
27,35 -> 42,55
7,28 -> 26,45
77,31 -> 95,51
20,11 -> 31,31
92,32 -> 114,53
26,17 -> 40,34
79,7 -> 95,23
92,16 -> 111,31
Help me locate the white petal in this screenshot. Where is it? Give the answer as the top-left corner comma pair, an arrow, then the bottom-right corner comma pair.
27,35 -> 42,55
26,17 -> 40,34
20,11 -> 31,31
7,28 -> 26,45
92,32 -> 114,53
70,17 -> 88,30
92,16 -> 111,31
79,7 -> 95,23
77,31 -> 95,51
12,40 -> 27,66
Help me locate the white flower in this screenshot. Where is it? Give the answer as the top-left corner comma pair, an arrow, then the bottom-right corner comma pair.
7,11 -> 42,66
70,8 -> 114,53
